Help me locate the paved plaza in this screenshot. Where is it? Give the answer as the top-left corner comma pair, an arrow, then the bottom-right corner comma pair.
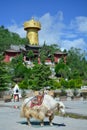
0,100 -> 87,130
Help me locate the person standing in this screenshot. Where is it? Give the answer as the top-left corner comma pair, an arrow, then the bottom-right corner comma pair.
13,83 -> 19,102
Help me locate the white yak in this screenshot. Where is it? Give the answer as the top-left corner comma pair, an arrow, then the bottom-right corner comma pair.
20,94 -> 65,126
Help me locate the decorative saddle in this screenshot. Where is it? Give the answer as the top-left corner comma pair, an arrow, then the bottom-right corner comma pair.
30,94 -> 44,108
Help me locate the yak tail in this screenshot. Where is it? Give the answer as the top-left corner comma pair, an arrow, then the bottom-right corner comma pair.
20,103 -> 25,117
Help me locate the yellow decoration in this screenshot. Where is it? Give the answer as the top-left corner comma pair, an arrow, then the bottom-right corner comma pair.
24,18 -> 41,45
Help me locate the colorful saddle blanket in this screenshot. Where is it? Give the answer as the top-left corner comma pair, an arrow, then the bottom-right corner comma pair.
30,95 -> 44,108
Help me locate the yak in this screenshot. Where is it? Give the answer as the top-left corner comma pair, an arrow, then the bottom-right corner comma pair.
20,94 -> 65,126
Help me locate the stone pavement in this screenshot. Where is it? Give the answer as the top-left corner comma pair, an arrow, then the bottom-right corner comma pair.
64,100 -> 87,116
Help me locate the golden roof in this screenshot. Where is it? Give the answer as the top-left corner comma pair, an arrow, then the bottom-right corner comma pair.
24,18 -> 41,30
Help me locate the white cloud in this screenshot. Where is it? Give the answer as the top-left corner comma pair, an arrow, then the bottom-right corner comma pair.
61,38 -> 87,51
56,11 -> 64,21
70,16 -> 87,34
7,22 -> 26,38
39,12 -> 65,45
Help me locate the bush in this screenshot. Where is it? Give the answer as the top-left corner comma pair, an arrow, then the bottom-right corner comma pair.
60,78 -> 68,88
68,79 -> 75,88
19,79 -> 29,89
48,79 -> 61,90
68,79 -> 82,89
60,87 -> 67,96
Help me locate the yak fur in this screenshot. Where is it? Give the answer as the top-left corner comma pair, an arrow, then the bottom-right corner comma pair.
20,94 -> 65,126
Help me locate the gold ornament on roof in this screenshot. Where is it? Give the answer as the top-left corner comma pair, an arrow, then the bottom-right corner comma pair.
24,18 -> 41,45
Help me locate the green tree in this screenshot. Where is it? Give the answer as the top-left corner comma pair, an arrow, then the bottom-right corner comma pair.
0,26 -> 28,53
55,60 -> 69,79
0,55 -> 11,91
10,54 -> 32,80
60,78 -> 68,88
29,64 -> 51,90
66,47 -> 87,80
39,43 -> 60,64
26,50 -> 34,61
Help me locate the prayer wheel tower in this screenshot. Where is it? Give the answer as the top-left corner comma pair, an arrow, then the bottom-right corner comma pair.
24,18 -> 41,45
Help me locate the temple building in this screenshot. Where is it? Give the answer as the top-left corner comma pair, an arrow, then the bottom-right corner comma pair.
4,49 -> 21,62
4,45 -> 22,62
4,18 -> 67,64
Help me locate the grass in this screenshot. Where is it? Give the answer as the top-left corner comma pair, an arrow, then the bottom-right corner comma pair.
65,112 -> 87,120
55,112 -> 87,120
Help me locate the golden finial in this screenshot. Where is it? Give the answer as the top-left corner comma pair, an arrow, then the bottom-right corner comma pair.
24,18 -> 41,45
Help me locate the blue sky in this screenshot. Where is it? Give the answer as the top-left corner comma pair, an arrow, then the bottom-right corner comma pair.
0,0 -> 87,51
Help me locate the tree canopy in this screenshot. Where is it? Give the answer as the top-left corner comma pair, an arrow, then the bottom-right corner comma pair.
0,26 -> 87,91
0,26 -> 28,52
